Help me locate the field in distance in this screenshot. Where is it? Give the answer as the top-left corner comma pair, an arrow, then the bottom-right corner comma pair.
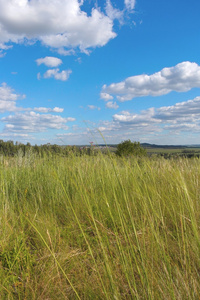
89,143 -> 200,157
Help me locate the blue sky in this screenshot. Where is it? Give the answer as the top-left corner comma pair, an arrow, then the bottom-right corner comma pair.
1,0 -> 200,145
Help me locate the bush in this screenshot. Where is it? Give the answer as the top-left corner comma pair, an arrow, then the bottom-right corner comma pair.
116,139 -> 146,157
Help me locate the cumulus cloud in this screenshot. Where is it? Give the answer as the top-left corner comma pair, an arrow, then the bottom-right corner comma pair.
105,101 -> 119,109
34,107 -> 64,113
85,96 -> 200,145
113,97 -> 200,124
113,108 -> 160,125
101,61 -> 200,101
111,96 -> 200,136
87,105 -> 101,111
1,111 -> 75,133
52,107 -> 64,113
100,92 -> 114,101
55,97 -> 200,144
43,68 -> 72,81
155,96 -> 200,122
36,56 -> 62,67
0,82 -> 22,101
57,48 -> 75,56
0,82 -> 25,112
164,123 -> 200,133
0,0 -> 116,53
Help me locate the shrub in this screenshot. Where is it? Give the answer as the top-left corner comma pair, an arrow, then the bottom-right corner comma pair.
116,139 -> 146,157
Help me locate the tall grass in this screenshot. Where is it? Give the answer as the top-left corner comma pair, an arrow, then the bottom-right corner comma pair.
0,153 -> 200,299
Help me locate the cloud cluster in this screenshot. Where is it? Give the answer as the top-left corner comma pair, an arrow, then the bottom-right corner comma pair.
105,101 -> 119,109
0,82 -> 75,140
0,82 -> 25,112
111,96 -> 200,134
0,83 -> 66,113
0,0 -> 117,53
2,111 -> 75,133
112,108 -> 160,127
87,105 -> 101,111
42,68 -> 72,81
155,96 -> 200,122
101,62 -> 200,101
83,95 -> 200,145
34,107 -> 64,113
52,96 -> 200,145
36,56 -> 71,81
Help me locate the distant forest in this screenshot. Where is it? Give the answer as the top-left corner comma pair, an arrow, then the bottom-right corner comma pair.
0,140 -> 88,157
0,139 -> 200,158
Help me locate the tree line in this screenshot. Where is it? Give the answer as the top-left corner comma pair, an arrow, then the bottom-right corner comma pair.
0,139 -> 147,157
0,140 -> 82,157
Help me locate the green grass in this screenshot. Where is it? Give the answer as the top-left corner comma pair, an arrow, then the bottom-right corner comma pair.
0,153 -> 200,299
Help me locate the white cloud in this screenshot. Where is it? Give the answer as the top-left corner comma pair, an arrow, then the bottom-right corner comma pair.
85,96 -> 200,144
111,96 -> 200,137
0,82 -> 25,112
34,107 -> 64,113
113,97 -> 200,125
37,72 -> 41,80
65,117 -> 76,122
106,101 -> 119,109
0,43 -> 12,57
56,130 -> 90,145
0,82 -> 21,101
0,101 -> 17,112
0,132 -> 33,143
0,51 -> 5,58
155,96 -> 200,122
100,92 -> 114,101
43,68 -> 72,81
57,48 -> 75,56
102,61 -> 200,101
76,57 -> 82,64
53,107 -> 64,113
113,108 -> 160,125
2,111 -> 75,133
87,105 -> 101,111
124,0 -> 136,11
36,56 -> 63,67
56,94 -> 200,144
0,83 -> 76,141
0,0 -> 116,53
59,97 -> 200,144
164,123 -> 200,133
0,43 -> 12,50
105,0 -> 123,23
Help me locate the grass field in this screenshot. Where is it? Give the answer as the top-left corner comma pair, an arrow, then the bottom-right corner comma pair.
0,152 -> 200,299
146,147 -> 200,154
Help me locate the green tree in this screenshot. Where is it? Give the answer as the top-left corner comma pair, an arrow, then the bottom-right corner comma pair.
116,140 -> 146,157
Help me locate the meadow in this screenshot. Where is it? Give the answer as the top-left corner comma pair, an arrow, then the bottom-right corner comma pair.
0,151 -> 200,299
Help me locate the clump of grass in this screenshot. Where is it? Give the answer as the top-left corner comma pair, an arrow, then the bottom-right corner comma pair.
0,153 -> 200,299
